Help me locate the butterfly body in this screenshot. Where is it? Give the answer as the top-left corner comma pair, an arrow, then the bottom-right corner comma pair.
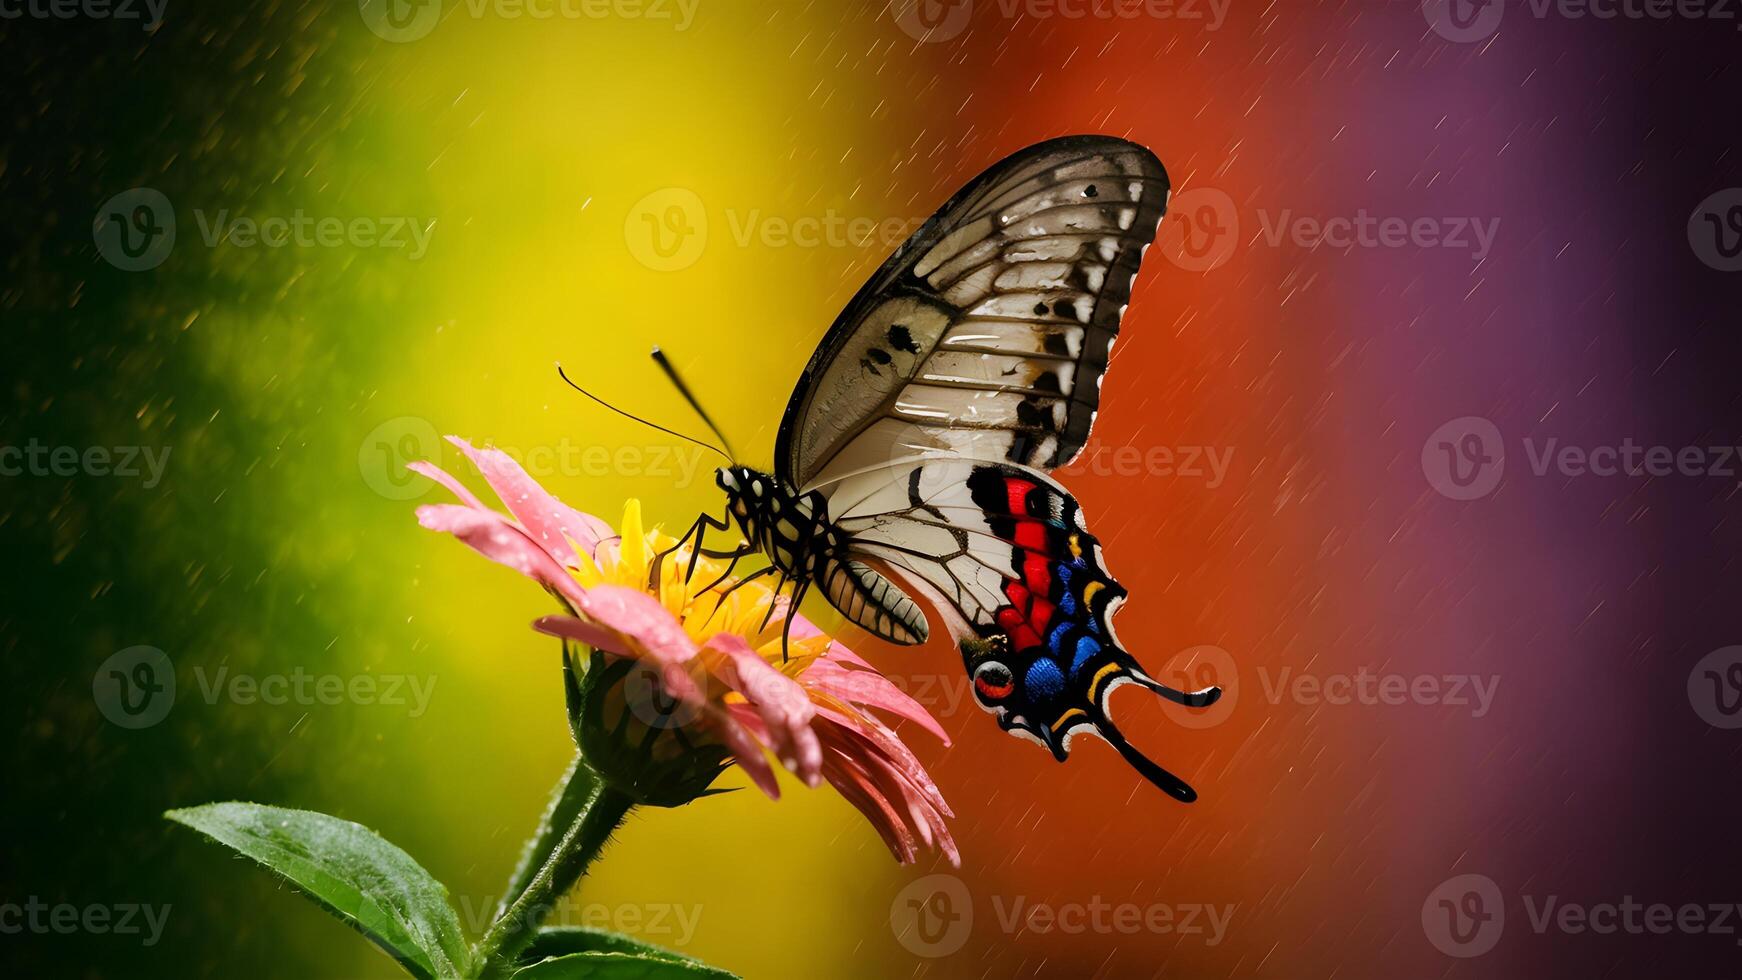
715,465 -> 930,646
684,136 -> 1220,801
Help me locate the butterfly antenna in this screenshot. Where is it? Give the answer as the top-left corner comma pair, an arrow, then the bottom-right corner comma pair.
555,363 -> 732,465
649,346 -> 739,463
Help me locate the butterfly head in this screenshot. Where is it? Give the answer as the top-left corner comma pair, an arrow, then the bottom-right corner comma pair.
715,467 -> 814,540
714,466 -> 766,510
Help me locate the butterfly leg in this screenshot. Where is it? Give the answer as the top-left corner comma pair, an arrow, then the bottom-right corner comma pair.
693,564 -> 779,634
645,510 -> 736,589
757,569 -> 793,634
777,579 -> 810,662
694,544 -> 759,594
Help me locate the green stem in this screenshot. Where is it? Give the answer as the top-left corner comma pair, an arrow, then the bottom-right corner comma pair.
494,755 -> 596,922
473,785 -> 635,978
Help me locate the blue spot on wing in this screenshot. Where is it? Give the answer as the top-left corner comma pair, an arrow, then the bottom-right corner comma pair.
1047,622 -> 1073,653
1071,635 -> 1103,678
1024,658 -> 1065,701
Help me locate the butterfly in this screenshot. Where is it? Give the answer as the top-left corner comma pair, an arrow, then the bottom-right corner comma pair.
628,135 -> 1223,802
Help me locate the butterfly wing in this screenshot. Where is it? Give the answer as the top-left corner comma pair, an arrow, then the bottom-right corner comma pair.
776,135 -> 1218,799
823,457 -> 1218,802
775,134 -> 1170,491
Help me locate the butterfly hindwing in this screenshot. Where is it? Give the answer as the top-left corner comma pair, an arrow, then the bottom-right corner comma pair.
823,458 -> 1218,801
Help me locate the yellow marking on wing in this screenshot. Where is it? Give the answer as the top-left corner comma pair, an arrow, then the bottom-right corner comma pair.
1089,661 -> 1123,701
1082,581 -> 1105,606
1050,708 -> 1089,733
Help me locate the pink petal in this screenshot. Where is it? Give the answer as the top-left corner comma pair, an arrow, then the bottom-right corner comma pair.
822,752 -> 918,864
702,634 -> 823,787
446,436 -> 613,566
416,505 -> 586,606
823,723 -> 959,866
530,615 -> 629,657
818,640 -> 875,670
407,460 -> 488,511
815,704 -> 954,820
711,714 -> 782,799
799,659 -> 950,745
574,585 -> 698,666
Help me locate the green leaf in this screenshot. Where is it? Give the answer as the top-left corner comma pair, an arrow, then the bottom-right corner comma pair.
513,951 -> 737,980
166,802 -> 471,979
522,927 -> 727,972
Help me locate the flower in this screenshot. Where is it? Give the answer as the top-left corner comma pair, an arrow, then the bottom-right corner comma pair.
411,436 -> 957,865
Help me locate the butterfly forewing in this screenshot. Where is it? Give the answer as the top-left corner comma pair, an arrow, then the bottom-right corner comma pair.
776,135 -> 1170,492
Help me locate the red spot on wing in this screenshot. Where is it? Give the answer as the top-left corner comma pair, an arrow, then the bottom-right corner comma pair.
995,606 -> 1040,649
975,675 -> 1015,701
1013,520 -> 1047,553
1023,552 -> 1050,594
1029,596 -> 1057,630
1005,478 -> 1035,515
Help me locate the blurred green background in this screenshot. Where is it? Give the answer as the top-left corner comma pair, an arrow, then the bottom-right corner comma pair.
3,3 -> 953,976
